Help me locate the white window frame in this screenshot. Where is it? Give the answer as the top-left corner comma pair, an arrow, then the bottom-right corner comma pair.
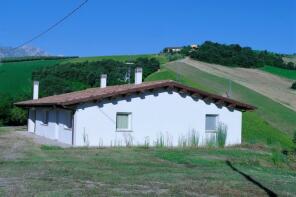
205,114 -> 219,133
116,112 -> 132,132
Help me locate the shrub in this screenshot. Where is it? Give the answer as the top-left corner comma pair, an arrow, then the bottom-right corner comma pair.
217,123 -> 228,147
9,107 -> 27,125
271,148 -> 286,166
291,82 -> 296,90
293,131 -> 296,145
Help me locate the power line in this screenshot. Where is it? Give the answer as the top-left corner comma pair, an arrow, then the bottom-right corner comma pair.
12,0 -> 89,50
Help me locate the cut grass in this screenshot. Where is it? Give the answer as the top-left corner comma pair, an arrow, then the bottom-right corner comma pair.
0,130 -> 295,196
64,54 -> 169,65
260,65 -> 296,80
146,64 -> 295,149
0,59 -> 64,95
242,112 -> 294,149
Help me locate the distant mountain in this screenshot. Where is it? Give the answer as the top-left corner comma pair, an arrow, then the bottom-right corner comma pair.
0,45 -> 48,58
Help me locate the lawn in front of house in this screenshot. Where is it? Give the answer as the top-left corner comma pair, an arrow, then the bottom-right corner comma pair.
0,129 -> 295,196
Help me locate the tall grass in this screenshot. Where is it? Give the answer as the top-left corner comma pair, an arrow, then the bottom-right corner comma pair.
155,133 -> 165,148
217,123 -> 227,147
178,129 -> 200,148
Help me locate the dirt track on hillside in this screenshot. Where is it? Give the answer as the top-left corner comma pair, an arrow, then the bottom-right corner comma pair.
180,58 -> 296,111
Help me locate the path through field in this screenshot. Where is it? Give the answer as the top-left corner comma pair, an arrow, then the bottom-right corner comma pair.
181,58 -> 296,112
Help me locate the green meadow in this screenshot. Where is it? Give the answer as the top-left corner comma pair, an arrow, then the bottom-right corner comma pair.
0,54 -> 168,96
260,65 -> 296,80
64,54 -> 169,65
0,59 -> 64,95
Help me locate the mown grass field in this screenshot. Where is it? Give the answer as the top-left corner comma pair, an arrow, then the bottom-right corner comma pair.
63,54 -> 169,65
260,65 -> 296,80
0,128 -> 295,196
146,63 -> 296,149
0,59 -> 64,95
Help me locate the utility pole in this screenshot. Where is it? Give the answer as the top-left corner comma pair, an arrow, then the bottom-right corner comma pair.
125,62 -> 134,84
227,79 -> 232,98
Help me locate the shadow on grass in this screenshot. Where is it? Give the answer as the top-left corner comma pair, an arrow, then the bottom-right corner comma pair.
226,160 -> 277,197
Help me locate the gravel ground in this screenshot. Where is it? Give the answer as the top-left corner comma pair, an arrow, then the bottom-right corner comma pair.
15,130 -> 71,148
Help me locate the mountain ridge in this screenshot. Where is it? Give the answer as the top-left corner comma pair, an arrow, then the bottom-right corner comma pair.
0,45 -> 48,58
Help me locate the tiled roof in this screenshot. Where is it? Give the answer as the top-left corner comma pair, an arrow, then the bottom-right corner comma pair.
15,80 -> 256,111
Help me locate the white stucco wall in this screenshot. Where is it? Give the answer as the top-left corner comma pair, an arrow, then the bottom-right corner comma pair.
28,109 -> 36,133
33,108 -> 73,144
74,90 -> 242,147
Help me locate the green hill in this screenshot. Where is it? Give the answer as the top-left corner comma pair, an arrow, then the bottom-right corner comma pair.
64,54 -> 168,64
146,62 -> 295,149
260,66 -> 296,80
0,54 -> 167,96
0,59 -> 65,95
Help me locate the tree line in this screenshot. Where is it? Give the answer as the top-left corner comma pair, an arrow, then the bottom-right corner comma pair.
32,57 -> 160,97
0,56 -> 78,63
189,41 -> 295,69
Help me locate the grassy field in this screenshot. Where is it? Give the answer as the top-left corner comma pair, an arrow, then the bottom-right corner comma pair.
0,59 -> 64,95
0,128 -> 295,196
0,54 -> 168,97
63,54 -> 169,65
146,63 -> 296,149
260,65 -> 296,80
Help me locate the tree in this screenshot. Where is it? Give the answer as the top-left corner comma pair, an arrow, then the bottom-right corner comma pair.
291,82 -> 296,90
293,130 -> 296,145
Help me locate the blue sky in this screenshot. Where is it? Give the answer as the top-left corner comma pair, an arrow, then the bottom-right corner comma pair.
0,0 -> 295,56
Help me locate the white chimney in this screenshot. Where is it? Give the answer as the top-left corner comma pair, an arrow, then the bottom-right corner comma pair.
135,67 -> 143,84
33,81 -> 39,100
100,74 -> 107,88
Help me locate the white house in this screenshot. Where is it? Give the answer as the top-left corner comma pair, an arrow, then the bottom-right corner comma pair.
16,68 -> 255,147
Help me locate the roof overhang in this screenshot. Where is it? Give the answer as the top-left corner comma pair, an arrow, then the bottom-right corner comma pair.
15,80 -> 256,112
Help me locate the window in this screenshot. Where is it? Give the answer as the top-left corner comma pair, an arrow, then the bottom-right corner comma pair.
64,111 -> 73,129
205,114 -> 218,132
116,112 -> 132,131
43,110 -> 49,125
